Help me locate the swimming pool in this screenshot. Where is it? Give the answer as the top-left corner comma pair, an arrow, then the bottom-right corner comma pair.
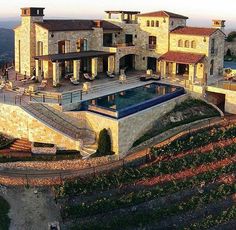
81,83 -> 185,119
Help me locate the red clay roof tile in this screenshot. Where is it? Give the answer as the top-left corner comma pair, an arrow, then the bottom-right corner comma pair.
159,51 -> 205,64
171,26 -> 219,36
138,11 -> 188,19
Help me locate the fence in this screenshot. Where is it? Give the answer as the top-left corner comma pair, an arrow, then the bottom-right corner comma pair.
0,115 -> 235,187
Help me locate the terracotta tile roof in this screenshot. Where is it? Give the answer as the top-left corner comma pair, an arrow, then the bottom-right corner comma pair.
159,51 -> 205,64
35,20 -> 122,32
138,11 -> 188,19
171,26 -> 219,36
35,50 -> 115,62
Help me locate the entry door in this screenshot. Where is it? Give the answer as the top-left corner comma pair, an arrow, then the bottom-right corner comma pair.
125,34 -> 133,45
147,57 -> 157,72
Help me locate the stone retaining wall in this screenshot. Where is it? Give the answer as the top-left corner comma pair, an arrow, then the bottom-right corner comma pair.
0,103 -> 81,151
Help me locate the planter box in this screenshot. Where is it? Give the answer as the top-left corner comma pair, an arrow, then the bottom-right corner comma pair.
31,143 -> 57,155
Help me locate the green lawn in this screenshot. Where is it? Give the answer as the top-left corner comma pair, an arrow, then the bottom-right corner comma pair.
0,196 -> 10,230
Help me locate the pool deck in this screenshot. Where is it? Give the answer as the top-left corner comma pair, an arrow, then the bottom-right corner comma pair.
0,69 -> 227,106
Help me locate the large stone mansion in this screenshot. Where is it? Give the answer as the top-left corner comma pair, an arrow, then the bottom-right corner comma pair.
14,7 -> 225,86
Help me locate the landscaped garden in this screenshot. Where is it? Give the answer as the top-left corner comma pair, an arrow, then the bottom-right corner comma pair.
55,123 -> 236,229
133,98 -> 220,146
0,196 -> 10,230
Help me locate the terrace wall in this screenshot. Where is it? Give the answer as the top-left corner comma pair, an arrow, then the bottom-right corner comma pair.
0,103 -> 81,150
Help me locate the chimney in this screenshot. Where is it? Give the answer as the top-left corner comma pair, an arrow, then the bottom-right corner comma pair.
94,20 -> 103,28
212,20 -> 226,32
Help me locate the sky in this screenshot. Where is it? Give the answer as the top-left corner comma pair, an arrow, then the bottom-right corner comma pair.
0,0 -> 236,29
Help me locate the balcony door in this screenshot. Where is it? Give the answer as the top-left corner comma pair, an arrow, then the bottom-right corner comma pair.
125,34 -> 133,45
148,36 -> 157,49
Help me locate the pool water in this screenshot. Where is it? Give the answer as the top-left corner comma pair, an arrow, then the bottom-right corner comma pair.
82,83 -> 185,118
95,83 -> 180,110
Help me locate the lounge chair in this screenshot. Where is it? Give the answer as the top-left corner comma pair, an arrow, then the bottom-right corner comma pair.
70,77 -> 80,85
84,73 -> 94,81
64,73 -> 73,79
107,71 -> 115,78
38,80 -> 47,90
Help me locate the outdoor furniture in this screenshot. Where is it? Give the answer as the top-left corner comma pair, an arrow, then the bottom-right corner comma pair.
70,77 -> 80,85
82,82 -> 92,93
28,84 -> 38,93
64,73 -> 73,79
146,69 -> 153,76
140,74 -> 160,81
38,80 -> 47,90
107,71 -> 115,78
119,74 -> 127,84
84,73 -> 95,81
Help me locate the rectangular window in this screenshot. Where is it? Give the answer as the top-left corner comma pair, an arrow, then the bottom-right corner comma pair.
148,36 -> 157,50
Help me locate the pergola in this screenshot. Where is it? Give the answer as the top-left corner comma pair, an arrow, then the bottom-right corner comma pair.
34,50 -> 115,86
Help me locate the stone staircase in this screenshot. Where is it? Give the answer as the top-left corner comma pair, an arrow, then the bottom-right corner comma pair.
21,102 -> 97,158
10,138 -> 31,152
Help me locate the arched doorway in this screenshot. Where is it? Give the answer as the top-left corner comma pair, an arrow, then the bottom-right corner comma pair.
119,54 -> 135,71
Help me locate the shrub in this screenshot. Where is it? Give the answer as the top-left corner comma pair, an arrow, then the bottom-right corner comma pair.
97,129 -> 112,156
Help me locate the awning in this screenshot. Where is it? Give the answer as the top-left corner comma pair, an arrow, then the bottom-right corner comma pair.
34,50 -> 115,62
158,51 -> 205,64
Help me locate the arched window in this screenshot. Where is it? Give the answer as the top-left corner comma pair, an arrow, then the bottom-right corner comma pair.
191,40 -> 196,48
147,20 -> 150,27
185,40 -> 190,48
151,20 -> 155,27
156,21 -> 159,27
178,39 -> 183,47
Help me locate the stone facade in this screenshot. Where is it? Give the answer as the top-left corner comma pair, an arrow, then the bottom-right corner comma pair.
14,8 -> 225,85
0,103 -> 81,151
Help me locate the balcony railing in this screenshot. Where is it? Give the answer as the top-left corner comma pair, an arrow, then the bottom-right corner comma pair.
111,43 -> 135,48
147,44 -> 157,50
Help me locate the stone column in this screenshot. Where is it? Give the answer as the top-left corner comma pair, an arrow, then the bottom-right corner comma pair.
161,61 -> 167,77
172,63 -> 177,75
91,57 -> 98,77
53,62 -> 60,86
35,60 -> 42,81
189,64 -> 196,84
108,55 -> 115,73
73,60 -> 81,81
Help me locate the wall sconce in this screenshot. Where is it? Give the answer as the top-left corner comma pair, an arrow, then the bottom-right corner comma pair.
143,57 -> 146,60
51,33 -> 54,38
163,18 -> 166,23
135,34 -> 137,38
203,37 -> 206,42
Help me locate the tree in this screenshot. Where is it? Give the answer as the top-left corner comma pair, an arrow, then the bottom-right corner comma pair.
97,129 -> 112,156
226,31 -> 236,42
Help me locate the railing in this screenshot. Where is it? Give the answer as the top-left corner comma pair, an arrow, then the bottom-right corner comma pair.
29,93 -> 62,105
104,43 -> 135,48
61,90 -> 83,105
